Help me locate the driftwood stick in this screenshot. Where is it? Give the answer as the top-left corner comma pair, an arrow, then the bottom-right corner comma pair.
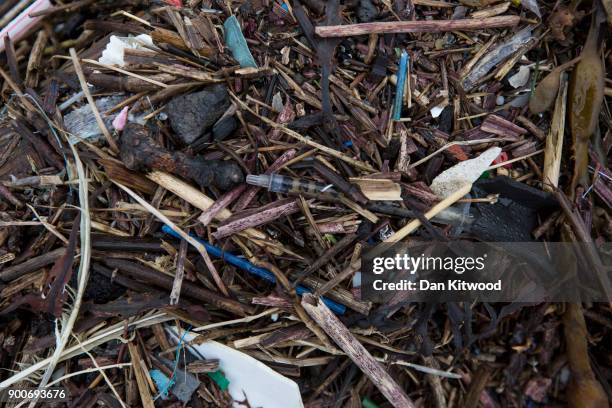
0,247 -> 64,282
114,181 -> 230,297
385,183 -> 472,242
296,274 -> 371,315
127,341 -> 155,408
315,16 -> 520,37
301,294 -> 415,408
542,76 -> 567,191
169,238 -> 188,305
213,198 -> 305,239
198,185 -> 246,226
293,233 -> 357,285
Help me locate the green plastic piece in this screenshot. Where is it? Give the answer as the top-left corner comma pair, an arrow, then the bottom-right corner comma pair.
223,15 -> 257,68
479,170 -> 491,180
324,234 -> 337,245
362,397 -> 379,408
207,370 -> 230,391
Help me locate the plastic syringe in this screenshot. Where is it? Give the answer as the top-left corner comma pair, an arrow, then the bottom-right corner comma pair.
246,174 -> 340,199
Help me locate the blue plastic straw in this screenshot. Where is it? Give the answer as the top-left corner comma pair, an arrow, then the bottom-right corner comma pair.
161,225 -> 346,315
393,50 -> 409,121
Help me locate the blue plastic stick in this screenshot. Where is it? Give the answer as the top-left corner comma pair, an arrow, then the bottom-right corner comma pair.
393,50 -> 409,121
161,225 -> 346,315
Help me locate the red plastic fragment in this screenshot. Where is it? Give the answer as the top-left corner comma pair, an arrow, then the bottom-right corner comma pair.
492,151 -> 511,168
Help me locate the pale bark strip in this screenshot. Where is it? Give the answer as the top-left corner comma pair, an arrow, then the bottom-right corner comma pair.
213,198 -> 303,239
542,76 -> 568,191
301,294 -> 415,408
198,185 -> 246,226
127,342 -> 155,408
315,16 -> 520,37
169,238 -> 188,305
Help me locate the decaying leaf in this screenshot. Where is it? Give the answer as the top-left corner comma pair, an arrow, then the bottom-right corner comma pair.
568,11 -> 605,190
529,58 -> 579,114
564,304 -> 608,408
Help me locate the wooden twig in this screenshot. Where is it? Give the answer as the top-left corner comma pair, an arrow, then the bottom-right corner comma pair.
385,183 -> 472,242
82,59 -> 168,88
146,171 -> 276,249
127,342 -> 155,408
0,247 -> 64,282
230,92 -> 375,172
198,185 -> 246,226
114,181 -> 230,297
315,16 -> 520,37
213,198 -> 304,239
301,294 -> 415,408
25,30 -> 47,88
293,233 -> 357,285
464,365 -> 492,408
169,238 -> 188,305
0,66 -> 36,111
314,260 -> 360,297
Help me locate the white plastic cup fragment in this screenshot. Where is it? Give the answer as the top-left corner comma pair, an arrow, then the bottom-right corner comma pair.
167,326 -> 304,408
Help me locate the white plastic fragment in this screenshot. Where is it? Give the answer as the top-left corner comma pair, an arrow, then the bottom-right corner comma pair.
271,92 -> 283,113
430,105 -> 445,118
352,271 -> 362,288
520,0 -> 541,18
0,0 -> 51,53
430,147 -> 501,199
98,34 -> 155,66
64,96 -> 124,144
508,65 -> 530,88
167,326 -> 304,408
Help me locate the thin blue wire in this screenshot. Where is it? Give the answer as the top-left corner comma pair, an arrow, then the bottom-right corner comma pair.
161,225 -> 346,314
155,324 -> 192,400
